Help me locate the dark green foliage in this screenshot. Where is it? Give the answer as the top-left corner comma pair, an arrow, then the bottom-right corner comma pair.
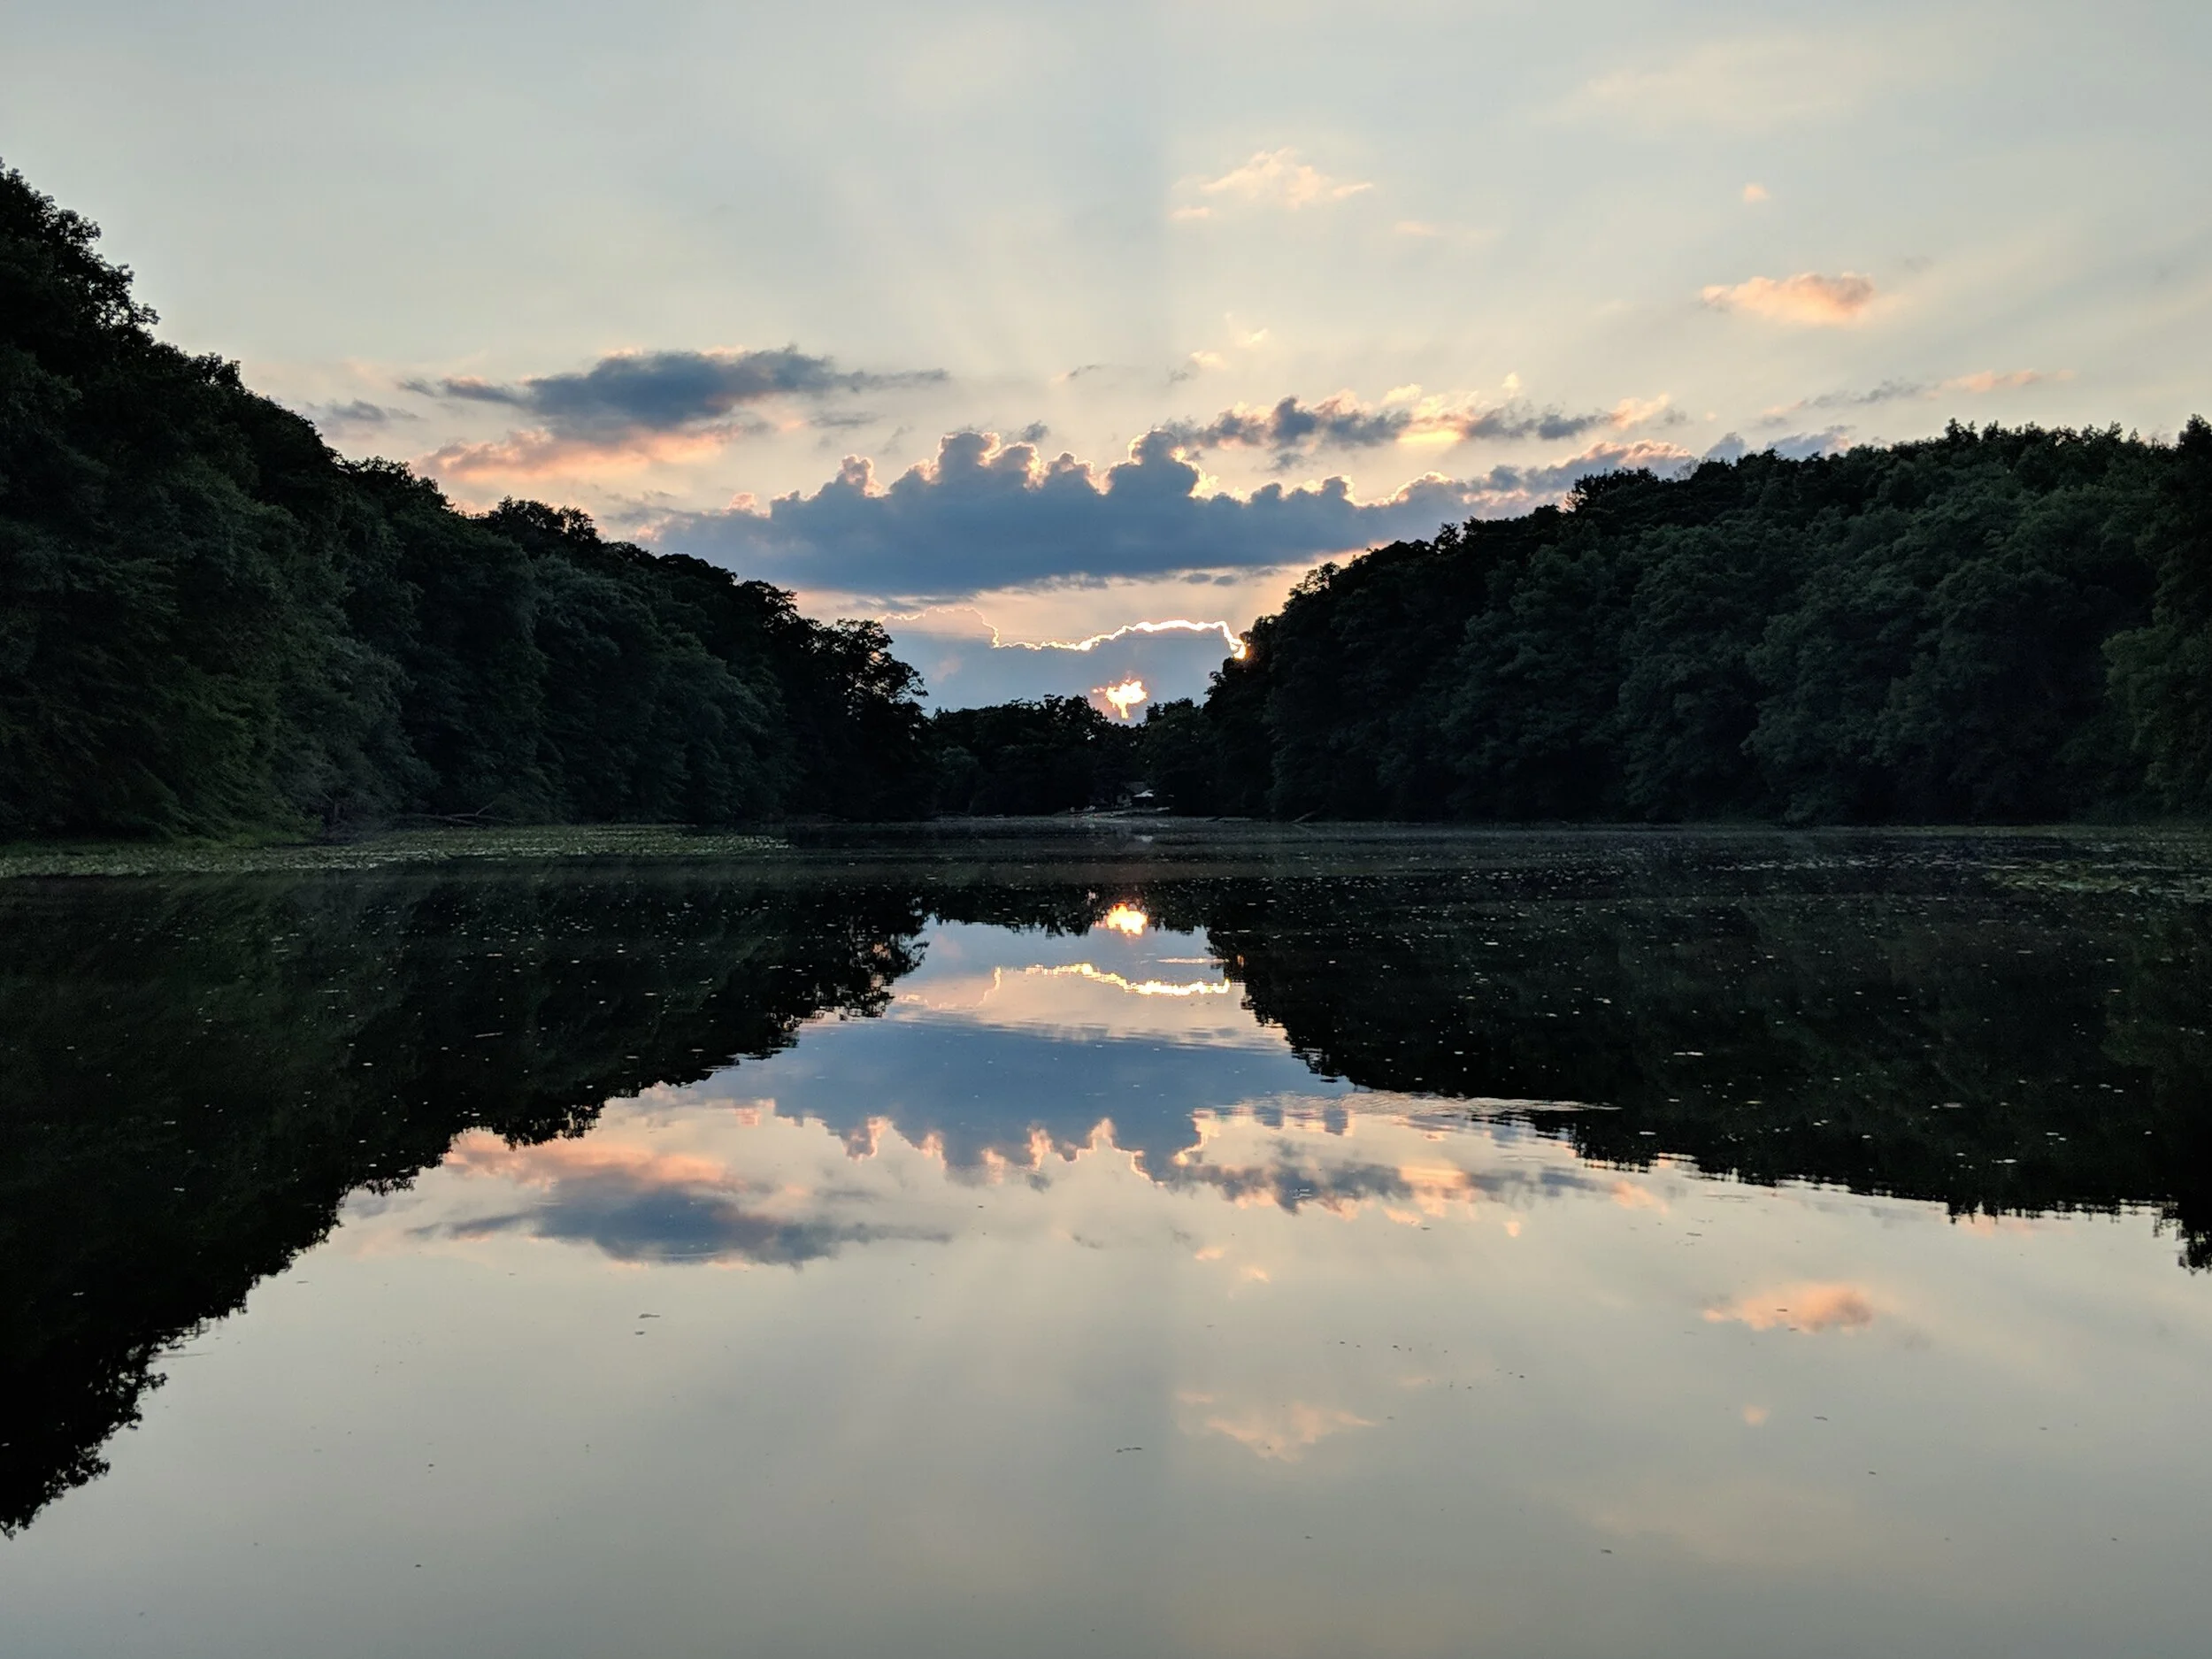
1135,698 -> 1217,814
0,164 -> 929,837
0,169 -> 398,835
928,695 -> 1140,814
1197,429 -> 2200,822
2107,417 -> 2212,808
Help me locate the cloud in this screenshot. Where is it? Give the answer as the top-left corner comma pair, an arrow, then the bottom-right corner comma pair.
1705,1281 -> 1878,1333
1177,1393 -> 1375,1463
434,1132 -> 945,1266
1705,428 -> 1855,464
1757,368 -> 2070,426
1164,389 -> 1678,466
1173,394 -> 1413,453
1769,428 -> 1855,460
297,398 -> 419,432
990,617 -> 1249,657
403,346 -> 945,485
1945,369 -> 2061,395
895,626 -> 1237,710
421,426 -> 737,483
1183,148 -> 1372,213
406,347 -> 944,439
646,428 -> 1696,601
1169,326 -> 1272,383
1701,272 -> 1877,326
1151,1125 -> 1601,1218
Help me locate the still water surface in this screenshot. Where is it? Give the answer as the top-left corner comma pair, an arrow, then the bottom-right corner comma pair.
5,828 -> 2212,1656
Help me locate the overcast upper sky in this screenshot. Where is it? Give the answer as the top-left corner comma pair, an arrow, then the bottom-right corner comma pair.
5,0 -> 2208,709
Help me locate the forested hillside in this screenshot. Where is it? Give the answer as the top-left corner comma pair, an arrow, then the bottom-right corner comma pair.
1161,420 -> 2212,822
0,165 -> 929,839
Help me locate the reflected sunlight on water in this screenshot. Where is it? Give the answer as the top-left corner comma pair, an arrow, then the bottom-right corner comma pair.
1100,901 -> 1150,935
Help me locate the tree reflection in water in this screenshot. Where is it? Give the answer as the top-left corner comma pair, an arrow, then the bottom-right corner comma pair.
4,830 -> 2208,1533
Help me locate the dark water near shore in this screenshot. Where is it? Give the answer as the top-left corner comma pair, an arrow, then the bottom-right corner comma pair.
5,826 -> 2212,1657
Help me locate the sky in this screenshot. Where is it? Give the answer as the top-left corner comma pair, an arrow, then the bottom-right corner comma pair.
4,0 -> 2209,711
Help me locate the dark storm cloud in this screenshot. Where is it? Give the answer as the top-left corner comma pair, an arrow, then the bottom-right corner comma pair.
649,428 -> 1694,600
403,347 -> 946,438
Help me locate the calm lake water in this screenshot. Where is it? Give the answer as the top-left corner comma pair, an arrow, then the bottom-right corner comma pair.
5,826 -> 2212,1657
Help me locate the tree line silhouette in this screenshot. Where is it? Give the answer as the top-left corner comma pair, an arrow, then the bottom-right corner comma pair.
1152,419 -> 2212,822
10,155 -> 2212,834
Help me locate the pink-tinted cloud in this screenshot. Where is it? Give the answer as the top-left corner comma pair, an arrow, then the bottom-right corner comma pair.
1943,368 -> 2068,395
1705,1281 -> 1878,1333
430,1129 -> 946,1265
1701,271 -> 1877,326
421,426 -> 741,483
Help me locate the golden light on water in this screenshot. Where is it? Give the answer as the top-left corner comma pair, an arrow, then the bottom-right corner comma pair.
1099,678 -> 1147,719
1100,903 -> 1149,936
